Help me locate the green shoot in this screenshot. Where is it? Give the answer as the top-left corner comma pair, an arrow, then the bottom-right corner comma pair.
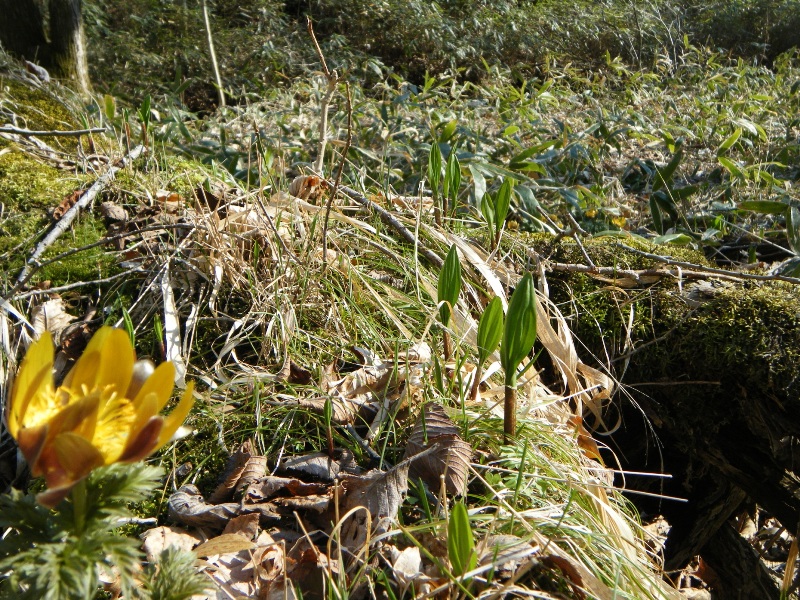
499,273 -> 538,442
469,297 -> 504,403
437,244 -> 462,362
447,501 -> 477,579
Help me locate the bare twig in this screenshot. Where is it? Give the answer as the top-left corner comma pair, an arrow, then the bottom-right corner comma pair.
12,268 -> 146,300
202,0 -> 226,108
307,17 -> 339,174
322,82 -> 352,267
331,183 -> 443,269
0,126 -> 106,137
616,243 -> 800,285
13,145 -> 146,290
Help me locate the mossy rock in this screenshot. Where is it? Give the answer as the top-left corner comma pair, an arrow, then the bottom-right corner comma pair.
523,234 -> 800,571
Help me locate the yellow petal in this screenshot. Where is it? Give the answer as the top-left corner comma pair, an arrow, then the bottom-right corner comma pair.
33,432 -> 104,507
131,362 -> 175,412
62,327 -> 135,396
92,395 -> 138,463
47,393 -> 101,443
155,382 -> 195,449
119,417 -> 163,462
51,431 -> 105,483
16,423 -> 49,473
7,333 -> 55,436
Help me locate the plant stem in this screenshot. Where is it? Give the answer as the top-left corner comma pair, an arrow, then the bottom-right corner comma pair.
443,330 -> 453,363
503,385 -> 516,443
468,363 -> 483,404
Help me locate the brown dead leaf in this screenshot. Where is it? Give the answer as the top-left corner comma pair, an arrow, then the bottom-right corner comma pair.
405,403 -> 472,496
244,476 -> 328,502
288,175 -> 328,203
209,439 -> 268,503
223,513 -> 260,541
141,526 -> 202,563
99,201 -> 128,223
31,298 -> 77,341
52,189 -> 83,220
568,415 -> 604,463
338,462 -> 410,553
279,450 -> 361,483
194,533 -> 257,558
168,485 -> 240,530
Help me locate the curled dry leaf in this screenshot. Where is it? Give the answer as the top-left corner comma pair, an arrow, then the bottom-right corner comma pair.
338,462 -> 410,553
168,485 -> 241,530
404,403 -> 472,496
141,526 -> 202,563
52,189 -> 83,220
31,297 -> 76,341
244,475 -> 328,502
222,513 -> 260,541
99,201 -> 128,223
288,174 -> 328,203
279,450 -> 361,482
477,534 -> 538,580
209,439 -> 267,503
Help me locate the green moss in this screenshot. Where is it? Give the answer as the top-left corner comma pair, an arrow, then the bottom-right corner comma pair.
525,235 -> 800,447
0,77 -> 81,153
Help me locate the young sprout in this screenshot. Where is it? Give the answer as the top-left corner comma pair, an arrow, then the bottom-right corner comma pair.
444,146 -> 461,220
481,177 -> 514,251
469,297 -> 504,403
437,244 -> 462,362
499,273 -> 537,443
429,140 -> 443,226
448,500 -> 477,580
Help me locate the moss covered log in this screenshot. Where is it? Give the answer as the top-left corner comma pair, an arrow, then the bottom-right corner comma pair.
528,235 -> 800,578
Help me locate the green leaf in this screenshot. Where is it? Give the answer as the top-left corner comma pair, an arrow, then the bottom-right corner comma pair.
445,149 -> 461,205
437,245 -> 462,327
470,164 -> 487,204
650,195 -> 665,234
447,501 -> 477,577
653,233 -> 693,245
500,273 -> 537,388
653,146 -> 683,192
428,142 -> 442,194
477,297 -> 504,364
719,156 -> 746,181
787,206 -> 800,255
717,128 -> 742,155
493,178 -> 514,237
440,119 -> 458,143
139,94 -> 152,128
103,95 -> 116,121
481,192 -> 495,231
739,200 -> 789,215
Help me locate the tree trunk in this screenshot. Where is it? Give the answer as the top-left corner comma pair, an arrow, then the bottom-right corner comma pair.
0,0 -> 48,62
48,0 -> 91,95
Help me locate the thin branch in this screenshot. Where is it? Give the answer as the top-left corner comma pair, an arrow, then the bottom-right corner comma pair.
307,17 -> 339,174
202,0 -> 226,108
0,126 -> 106,137
322,82 -> 352,267
616,242 -> 800,285
13,145 -> 146,291
11,268 -> 146,300
331,183 -> 443,269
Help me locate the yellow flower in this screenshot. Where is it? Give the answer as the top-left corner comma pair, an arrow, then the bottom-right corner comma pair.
6,326 -> 195,507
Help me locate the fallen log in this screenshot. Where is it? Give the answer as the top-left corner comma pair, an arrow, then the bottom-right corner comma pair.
534,235 -> 800,591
